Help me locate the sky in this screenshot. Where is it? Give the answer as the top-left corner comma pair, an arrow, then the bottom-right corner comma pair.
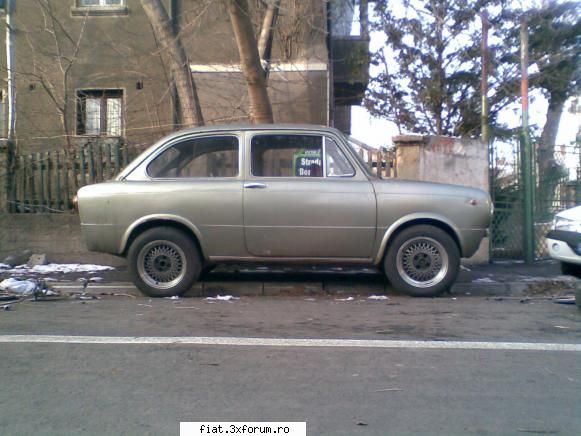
349,0 -> 581,150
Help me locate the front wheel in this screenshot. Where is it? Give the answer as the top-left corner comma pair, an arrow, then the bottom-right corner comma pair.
128,227 -> 201,297
384,225 -> 460,297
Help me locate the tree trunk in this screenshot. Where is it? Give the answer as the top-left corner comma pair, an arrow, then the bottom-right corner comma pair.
140,0 -> 204,127
536,94 -> 566,219
227,0 -> 274,124
257,0 -> 280,79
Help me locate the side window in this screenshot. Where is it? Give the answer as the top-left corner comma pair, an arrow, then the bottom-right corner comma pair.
325,137 -> 355,177
148,136 -> 239,178
252,135 -> 323,178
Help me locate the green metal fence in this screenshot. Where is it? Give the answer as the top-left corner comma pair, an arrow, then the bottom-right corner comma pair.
490,138 -> 580,260
8,142 -> 138,213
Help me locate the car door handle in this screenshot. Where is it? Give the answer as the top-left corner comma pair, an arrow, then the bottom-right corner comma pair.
244,182 -> 268,189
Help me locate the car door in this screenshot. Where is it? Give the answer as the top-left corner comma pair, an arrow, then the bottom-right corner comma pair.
243,132 -> 377,258
144,133 -> 245,257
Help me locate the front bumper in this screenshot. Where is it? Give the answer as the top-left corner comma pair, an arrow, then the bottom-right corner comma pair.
546,230 -> 581,264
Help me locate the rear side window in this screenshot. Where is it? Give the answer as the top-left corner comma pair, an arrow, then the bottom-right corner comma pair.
251,134 -> 323,177
148,136 -> 239,178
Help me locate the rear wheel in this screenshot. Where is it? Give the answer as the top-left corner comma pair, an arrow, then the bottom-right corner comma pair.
384,225 -> 460,297
128,227 -> 201,297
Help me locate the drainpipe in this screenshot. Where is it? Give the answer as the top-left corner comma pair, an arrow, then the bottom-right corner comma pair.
5,0 -> 14,140
326,0 -> 333,127
170,0 -> 179,129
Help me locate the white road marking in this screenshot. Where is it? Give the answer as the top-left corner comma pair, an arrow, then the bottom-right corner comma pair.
0,335 -> 580,352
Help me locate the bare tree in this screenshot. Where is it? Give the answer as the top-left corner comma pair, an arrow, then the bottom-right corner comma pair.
257,0 -> 281,79
140,0 -> 204,127
227,0 -> 274,124
23,0 -> 89,148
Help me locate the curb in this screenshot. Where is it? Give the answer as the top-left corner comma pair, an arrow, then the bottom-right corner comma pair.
51,277 -> 578,298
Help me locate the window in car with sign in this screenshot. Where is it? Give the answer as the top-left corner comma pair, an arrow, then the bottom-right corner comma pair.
148,136 -> 239,178
251,134 -> 323,178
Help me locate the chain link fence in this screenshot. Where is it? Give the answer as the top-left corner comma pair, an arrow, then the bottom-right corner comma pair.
490,138 -> 580,260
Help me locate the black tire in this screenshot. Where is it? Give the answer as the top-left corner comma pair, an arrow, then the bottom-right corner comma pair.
384,225 -> 460,297
128,227 -> 201,298
561,262 -> 581,278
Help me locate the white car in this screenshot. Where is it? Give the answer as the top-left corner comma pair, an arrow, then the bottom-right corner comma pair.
546,205 -> 581,277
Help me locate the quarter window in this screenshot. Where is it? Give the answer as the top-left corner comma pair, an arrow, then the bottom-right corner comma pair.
148,136 -> 239,178
325,137 -> 355,177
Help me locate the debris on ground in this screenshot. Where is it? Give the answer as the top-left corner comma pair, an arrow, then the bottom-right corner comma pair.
0,294 -> 19,301
2,250 -> 32,267
75,294 -> 99,301
368,295 -> 389,300
553,296 -> 576,305
472,277 -> 497,284
335,297 -> 355,301
205,295 -> 240,301
27,253 -> 48,267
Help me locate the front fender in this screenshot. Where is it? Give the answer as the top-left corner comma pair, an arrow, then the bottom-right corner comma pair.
373,213 -> 462,264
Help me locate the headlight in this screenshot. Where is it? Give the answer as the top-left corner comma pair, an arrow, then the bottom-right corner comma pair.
553,216 -> 581,233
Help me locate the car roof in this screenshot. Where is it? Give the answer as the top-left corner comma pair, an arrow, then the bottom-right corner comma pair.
160,123 -> 345,141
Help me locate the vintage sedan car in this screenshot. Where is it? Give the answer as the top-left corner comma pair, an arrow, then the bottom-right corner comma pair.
77,124 -> 491,298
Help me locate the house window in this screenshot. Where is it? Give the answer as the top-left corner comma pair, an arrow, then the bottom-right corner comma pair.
72,0 -> 127,16
78,0 -> 123,6
77,90 -> 123,137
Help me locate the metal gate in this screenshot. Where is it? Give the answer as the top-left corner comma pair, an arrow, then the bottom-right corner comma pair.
490,138 -> 580,260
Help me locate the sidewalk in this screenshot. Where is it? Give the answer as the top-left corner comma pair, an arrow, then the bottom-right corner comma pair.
42,259 -> 579,298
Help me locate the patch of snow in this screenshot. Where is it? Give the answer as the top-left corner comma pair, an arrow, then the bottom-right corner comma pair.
0,278 -> 37,295
472,277 -> 498,284
460,265 -> 472,272
368,295 -> 389,300
0,263 -> 10,270
4,263 -> 114,275
205,295 -> 239,301
335,297 -> 355,301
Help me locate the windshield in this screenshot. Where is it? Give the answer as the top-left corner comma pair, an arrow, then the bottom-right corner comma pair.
342,134 -> 377,179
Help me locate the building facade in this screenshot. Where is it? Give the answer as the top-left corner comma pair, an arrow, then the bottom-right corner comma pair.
0,0 -> 369,154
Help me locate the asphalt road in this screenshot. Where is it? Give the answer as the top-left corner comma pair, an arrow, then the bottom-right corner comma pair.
1,295 -> 580,435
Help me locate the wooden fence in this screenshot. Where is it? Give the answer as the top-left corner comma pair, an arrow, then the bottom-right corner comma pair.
7,141 -> 395,213
8,142 -> 138,213
358,148 -> 397,178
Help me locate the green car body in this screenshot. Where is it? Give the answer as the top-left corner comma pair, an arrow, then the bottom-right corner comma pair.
78,124 -> 491,297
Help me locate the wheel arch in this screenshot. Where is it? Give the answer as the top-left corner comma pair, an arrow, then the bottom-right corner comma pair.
121,215 -> 205,260
375,215 -> 462,265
